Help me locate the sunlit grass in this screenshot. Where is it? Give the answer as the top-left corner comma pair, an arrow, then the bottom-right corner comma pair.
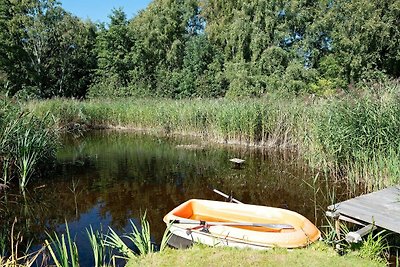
127,242 -> 385,267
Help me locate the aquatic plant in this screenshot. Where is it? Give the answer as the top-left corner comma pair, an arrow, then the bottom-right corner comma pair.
105,214 -> 172,259
105,214 -> 153,258
86,226 -> 108,267
104,226 -> 135,260
126,214 -> 154,255
45,222 -> 79,267
159,222 -> 173,253
346,150 -> 400,193
353,230 -> 390,263
0,219 -> 43,267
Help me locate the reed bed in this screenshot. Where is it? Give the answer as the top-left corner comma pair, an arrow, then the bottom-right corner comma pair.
26,81 -> 400,191
27,96 -> 309,148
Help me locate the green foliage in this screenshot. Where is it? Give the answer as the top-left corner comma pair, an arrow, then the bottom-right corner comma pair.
105,213 -> 171,259
126,215 -> 154,256
91,9 -> 133,97
105,227 -> 136,259
346,231 -> 390,264
313,89 -> 400,166
2,0 -> 399,98
320,0 -> 400,83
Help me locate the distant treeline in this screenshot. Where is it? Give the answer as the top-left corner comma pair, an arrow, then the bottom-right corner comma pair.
0,0 -> 399,99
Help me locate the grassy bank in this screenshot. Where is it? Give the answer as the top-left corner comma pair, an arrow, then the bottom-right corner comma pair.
1,214 -> 389,266
27,81 -> 400,191
128,244 -> 384,267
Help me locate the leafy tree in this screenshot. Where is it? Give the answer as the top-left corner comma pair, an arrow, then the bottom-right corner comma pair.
127,0 -> 200,96
90,8 -> 133,97
2,0 -> 400,99
316,0 -> 400,83
0,0 -> 96,98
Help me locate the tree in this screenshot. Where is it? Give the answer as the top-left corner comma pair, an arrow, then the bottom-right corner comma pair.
89,8 -> 133,97
127,0 -> 200,96
0,0 -> 97,98
316,0 -> 400,83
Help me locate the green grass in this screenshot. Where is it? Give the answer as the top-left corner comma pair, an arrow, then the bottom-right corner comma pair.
127,243 -> 385,267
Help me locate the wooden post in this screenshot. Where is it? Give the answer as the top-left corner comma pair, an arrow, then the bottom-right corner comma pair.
335,218 -> 341,240
334,218 -> 341,250
326,210 -> 341,241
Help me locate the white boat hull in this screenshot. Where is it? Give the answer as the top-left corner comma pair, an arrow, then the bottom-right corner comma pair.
169,224 -> 272,249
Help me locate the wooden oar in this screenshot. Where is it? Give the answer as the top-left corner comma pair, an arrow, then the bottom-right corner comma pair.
170,219 -> 294,230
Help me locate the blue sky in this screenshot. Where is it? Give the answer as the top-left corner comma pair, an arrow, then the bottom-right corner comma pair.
59,0 -> 152,23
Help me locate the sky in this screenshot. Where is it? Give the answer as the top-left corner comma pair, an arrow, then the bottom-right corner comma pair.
59,0 -> 152,23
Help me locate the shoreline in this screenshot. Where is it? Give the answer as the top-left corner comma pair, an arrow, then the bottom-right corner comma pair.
63,122 -> 300,151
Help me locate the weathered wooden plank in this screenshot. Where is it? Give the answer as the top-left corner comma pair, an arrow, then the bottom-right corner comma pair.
328,186 -> 400,234
335,201 -> 399,220
333,201 -> 399,219
336,207 -> 399,232
328,186 -> 400,211
337,200 -> 400,216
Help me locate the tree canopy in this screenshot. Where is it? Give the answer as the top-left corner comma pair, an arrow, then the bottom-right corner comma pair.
1,0 -> 399,99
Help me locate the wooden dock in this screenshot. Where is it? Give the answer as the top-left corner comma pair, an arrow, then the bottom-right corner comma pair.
327,185 -> 400,235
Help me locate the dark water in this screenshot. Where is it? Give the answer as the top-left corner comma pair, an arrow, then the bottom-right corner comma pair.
1,130 -> 341,266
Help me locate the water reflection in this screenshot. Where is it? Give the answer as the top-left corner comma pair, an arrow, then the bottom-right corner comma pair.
1,130 -> 342,264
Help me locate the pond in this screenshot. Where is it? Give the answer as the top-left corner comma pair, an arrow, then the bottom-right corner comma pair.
1,130 -> 343,265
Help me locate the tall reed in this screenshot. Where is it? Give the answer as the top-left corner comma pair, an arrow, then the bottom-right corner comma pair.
0,219 -> 44,267
0,98 -> 58,191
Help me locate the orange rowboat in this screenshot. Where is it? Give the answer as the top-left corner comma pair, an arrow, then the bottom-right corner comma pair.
163,199 -> 320,249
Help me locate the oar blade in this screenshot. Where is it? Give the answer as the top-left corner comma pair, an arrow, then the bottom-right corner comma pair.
253,223 -> 294,229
